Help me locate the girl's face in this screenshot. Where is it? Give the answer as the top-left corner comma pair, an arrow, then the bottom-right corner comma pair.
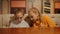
29,9 -> 39,20
15,12 -> 24,22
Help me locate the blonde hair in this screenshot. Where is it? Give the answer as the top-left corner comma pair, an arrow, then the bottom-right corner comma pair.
28,7 -> 41,22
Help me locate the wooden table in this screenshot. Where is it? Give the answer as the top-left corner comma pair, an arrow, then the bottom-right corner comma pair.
0,27 -> 60,34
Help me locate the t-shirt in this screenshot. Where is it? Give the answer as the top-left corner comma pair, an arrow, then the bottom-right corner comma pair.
9,20 -> 30,28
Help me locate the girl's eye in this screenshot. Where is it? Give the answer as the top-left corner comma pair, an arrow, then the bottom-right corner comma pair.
16,17 -> 22,19
19,17 -> 22,19
30,16 -> 33,18
33,11 -> 36,13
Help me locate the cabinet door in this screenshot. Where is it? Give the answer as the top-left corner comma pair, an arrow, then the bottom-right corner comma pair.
0,0 -> 2,14
0,15 -> 2,28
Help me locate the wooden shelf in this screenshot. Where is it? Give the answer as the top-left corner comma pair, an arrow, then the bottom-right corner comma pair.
43,0 -> 54,14
44,7 -> 50,9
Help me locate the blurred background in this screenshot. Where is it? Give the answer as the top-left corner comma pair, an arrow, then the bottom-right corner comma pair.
0,0 -> 60,28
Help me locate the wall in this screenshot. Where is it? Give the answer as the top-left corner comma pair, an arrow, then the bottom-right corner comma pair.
2,0 -> 10,14
26,0 -> 41,13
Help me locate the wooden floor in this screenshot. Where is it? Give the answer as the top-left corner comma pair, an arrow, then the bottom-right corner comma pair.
0,27 -> 60,34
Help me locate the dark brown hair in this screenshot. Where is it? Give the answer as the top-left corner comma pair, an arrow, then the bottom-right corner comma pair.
14,8 -> 25,15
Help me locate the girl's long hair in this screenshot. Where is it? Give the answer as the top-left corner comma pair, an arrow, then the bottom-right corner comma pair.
28,7 -> 41,22
28,7 -> 42,27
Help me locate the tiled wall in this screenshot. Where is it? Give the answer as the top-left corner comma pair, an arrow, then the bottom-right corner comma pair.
43,14 -> 60,27
0,14 -> 60,28
2,14 -> 14,28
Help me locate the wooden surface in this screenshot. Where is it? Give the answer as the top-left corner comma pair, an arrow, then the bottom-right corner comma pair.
0,27 -> 60,34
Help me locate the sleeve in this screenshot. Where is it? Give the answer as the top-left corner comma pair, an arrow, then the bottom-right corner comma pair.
20,20 -> 30,28
44,15 -> 56,27
24,22 -> 30,28
9,22 -> 13,28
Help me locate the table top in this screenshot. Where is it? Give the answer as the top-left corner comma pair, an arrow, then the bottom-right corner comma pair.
0,27 -> 60,34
